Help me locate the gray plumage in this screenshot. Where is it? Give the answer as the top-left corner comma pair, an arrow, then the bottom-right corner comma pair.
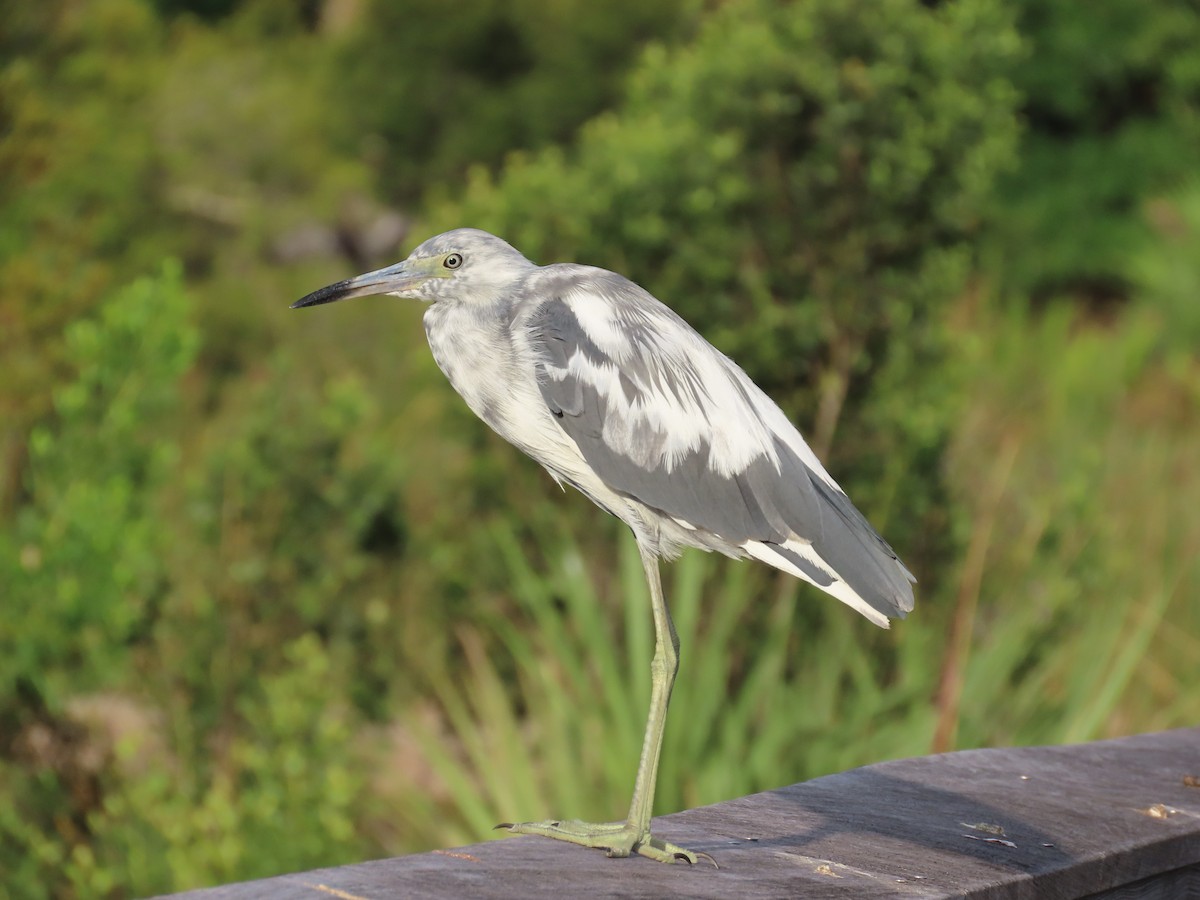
529,293 -> 914,624
291,227 -> 915,864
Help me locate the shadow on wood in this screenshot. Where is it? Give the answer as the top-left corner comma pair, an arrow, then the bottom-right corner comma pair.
159,728 -> 1200,899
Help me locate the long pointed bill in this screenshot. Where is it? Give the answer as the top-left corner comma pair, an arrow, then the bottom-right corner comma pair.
290,260 -> 429,309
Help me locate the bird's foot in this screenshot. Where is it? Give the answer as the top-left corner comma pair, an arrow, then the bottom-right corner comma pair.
496,818 -> 714,866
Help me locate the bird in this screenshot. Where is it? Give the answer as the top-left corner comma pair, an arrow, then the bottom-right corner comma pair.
292,228 -> 915,865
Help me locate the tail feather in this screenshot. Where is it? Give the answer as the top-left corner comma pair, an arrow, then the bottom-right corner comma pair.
743,536 -> 912,629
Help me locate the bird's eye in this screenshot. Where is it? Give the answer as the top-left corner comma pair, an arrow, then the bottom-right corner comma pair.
444,253 -> 463,269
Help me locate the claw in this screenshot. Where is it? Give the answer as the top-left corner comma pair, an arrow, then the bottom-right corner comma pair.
494,823 -> 514,831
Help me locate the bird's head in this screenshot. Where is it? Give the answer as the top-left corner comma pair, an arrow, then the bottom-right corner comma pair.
290,228 -> 534,310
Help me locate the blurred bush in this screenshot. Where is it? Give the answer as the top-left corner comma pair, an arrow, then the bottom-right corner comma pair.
1,264 -> 195,711
0,269 -> 389,895
984,0 -> 1200,300
1,265 -> 196,891
2,0 -> 1199,897
328,0 -> 692,203
1131,181 -> 1200,354
0,0 -> 170,442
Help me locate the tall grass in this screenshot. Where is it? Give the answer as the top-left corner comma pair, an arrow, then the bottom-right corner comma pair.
941,301 -> 1198,747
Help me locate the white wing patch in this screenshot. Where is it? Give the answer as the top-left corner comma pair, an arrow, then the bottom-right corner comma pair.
723,366 -> 846,495
568,280 -> 844,493
562,283 -> 780,478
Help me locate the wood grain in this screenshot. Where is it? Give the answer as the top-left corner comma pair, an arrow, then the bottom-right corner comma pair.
157,728 -> 1200,899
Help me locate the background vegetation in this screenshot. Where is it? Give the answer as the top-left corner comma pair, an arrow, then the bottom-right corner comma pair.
1,0 -> 1197,896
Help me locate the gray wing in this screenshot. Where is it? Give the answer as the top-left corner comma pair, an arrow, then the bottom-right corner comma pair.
527,274 -> 914,625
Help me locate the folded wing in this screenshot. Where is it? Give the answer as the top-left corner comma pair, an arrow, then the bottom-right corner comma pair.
527,271 -> 914,627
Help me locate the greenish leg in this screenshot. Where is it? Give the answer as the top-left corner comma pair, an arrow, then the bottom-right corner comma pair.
498,543 -> 710,865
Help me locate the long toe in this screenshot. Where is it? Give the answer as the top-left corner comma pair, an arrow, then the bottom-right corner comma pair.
499,819 -> 639,857
499,819 -> 709,865
633,835 -> 717,867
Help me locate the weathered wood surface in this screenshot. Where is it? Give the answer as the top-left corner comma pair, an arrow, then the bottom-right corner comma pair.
160,728 -> 1200,899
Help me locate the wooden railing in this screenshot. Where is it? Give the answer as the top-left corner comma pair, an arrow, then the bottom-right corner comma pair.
161,728 -> 1200,899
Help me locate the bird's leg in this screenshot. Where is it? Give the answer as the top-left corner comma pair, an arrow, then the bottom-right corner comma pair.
498,544 -> 708,865
622,543 -> 693,861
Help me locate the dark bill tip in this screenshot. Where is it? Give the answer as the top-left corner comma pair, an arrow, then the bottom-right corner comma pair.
290,280 -> 355,309
291,260 -> 424,309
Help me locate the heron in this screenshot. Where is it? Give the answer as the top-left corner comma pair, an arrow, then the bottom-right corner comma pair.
292,228 -> 915,865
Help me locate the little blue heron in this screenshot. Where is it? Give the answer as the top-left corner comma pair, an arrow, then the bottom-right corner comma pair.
292,228 -> 915,865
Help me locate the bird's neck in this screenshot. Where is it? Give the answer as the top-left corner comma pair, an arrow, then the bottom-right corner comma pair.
423,299 -> 523,427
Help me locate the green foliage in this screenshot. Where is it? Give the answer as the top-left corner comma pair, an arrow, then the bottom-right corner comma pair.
157,358 -> 426,726
74,634 -> 365,895
330,0 -> 693,202
939,300 -> 1200,747
0,0 -> 370,466
0,271 -> 393,898
1130,182 -> 1200,354
984,0 -> 1200,298
0,0 -> 170,432
0,264 -> 197,894
1,264 -> 196,707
